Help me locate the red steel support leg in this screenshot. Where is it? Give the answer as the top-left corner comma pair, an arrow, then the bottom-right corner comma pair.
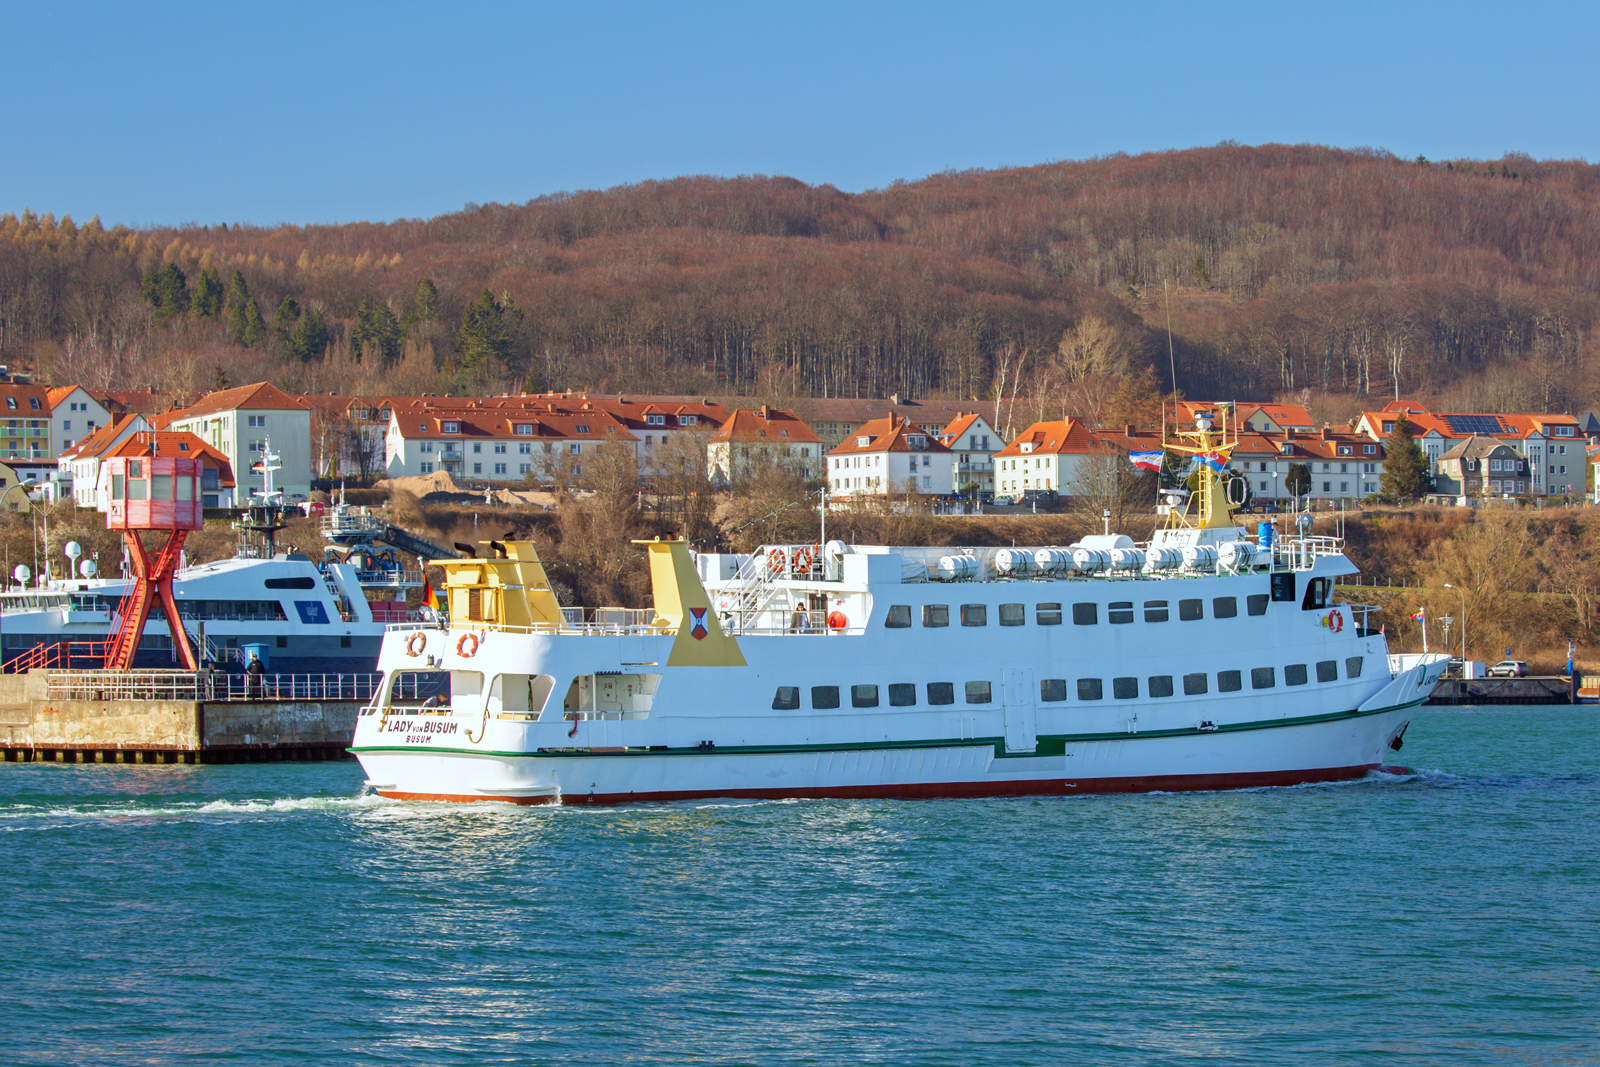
154,530 -> 197,671
104,530 -> 197,671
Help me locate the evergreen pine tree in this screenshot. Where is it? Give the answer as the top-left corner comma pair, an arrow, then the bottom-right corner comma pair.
1285,462 -> 1312,502
274,298 -> 301,345
191,268 -> 224,318
407,277 -> 441,325
1380,415 -> 1432,501
225,270 -> 251,342
456,288 -> 514,368
289,306 -> 329,361
240,298 -> 267,348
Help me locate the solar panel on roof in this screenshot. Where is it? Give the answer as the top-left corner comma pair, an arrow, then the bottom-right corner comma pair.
1445,414 -> 1503,435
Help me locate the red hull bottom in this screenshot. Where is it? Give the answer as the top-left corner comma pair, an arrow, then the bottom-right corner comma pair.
378,762 -> 1381,806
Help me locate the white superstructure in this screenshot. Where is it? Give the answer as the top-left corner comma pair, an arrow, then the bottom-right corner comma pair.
351,414 -> 1446,804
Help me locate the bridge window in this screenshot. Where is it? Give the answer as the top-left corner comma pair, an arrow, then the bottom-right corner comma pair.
1345,657 -> 1364,678
1247,594 -> 1269,616
264,577 -> 317,590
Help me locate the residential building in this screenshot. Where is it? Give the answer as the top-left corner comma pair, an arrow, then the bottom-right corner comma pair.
91,432 -> 236,509
0,376 -> 52,462
0,460 -> 32,513
46,386 -> 113,456
57,415 -> 155,505
384,405 -> 638,482
163,382 -> 314,501
937,412 -> 1004,496
991,419 -> 1101,498
1175,401 -> 1315,435
1434,437 -> 1531,502
708,407 -> 822,486
805,395 -> 1023,453
1354,402 -> 1580,496
826,415 -> 952,497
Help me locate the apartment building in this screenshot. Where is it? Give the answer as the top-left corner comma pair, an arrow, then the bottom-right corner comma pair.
163,382 -> 313,501
384,405 -> 638,481
826,415 -> 952,497
707,407 -> 821,485
1354,403 -> 1581,496
937,412 -> 1004,496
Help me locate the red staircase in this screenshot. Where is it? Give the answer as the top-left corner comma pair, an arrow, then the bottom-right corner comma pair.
9,639 -> 111,673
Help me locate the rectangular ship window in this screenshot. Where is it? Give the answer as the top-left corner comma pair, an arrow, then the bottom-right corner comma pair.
927,682 -> 955,705
1316,660 -> 1339,682
1113,677 -> 1139,699
884,605 -> 912,628
923,604 -> 949,628
852,684 -> 880,708
1144,601 -> 1169,622
1218,670 -> 1242,692
1036,603 -> 1062,625
1073,603 -> 1098,625
1077,678 -> 1104,701
1040,678 -> 1067,702
1213,597 -> 1238,619
964,681 -> 992,704
1108,601 -> 1134,624
1345,657 -> 1364,678
888,683 -> 916,706
772,686 -> 800,710
1149,675 -> 1174,698
1285,664 -> 1309,686
1183,672 -> 1209,695
1247,594 -> 1269,616
811,685 -> 840,709
961,604 -> 987,627
1179,598 -> 1203,621
998,603 -> 1025,627
1251,667 -> 1276,689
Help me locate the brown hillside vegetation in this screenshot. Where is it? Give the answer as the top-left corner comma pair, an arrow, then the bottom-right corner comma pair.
4,144 -> 1599,414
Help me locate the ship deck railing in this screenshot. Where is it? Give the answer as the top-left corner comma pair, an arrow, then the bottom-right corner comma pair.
382,619 -> 846,638
45,671 -> 384,703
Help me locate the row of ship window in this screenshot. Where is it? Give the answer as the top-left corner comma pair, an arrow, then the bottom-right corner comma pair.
883,596 -> 1269,628
772,657 -> 1365,710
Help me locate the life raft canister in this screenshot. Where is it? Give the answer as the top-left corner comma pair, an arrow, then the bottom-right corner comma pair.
826,611 -> 848,630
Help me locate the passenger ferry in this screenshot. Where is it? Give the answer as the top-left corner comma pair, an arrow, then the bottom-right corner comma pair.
351,414 -> 1449,804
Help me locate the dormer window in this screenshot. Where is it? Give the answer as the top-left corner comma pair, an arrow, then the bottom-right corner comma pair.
780,429 -> 789,436
178,442 -> 189,450
1554,426 -> 1575,436
1279,444 -> 1292,455
680,415 -> 697,426
1383,422 -> 1395,433
1364,444 -> 1376,455
1020,443 -> 1034,454
909,436 -> 926,449
857,437 -> 870,447
646,414 -> 665,426
514,423 -> 532,435
442,421 -> 458,433
28,398 -> 40,410
1337,445 -> 1352,456
575,424 -> 589,434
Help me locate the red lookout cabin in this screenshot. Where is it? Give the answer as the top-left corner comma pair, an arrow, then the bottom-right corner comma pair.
99,456 -> 204,670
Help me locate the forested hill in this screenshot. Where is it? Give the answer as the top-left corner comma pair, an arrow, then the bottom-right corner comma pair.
4,143 -> 1599,415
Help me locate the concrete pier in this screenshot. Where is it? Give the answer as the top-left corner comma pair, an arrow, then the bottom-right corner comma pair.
0,671 -> 363,764
1427,675 -> 1577,706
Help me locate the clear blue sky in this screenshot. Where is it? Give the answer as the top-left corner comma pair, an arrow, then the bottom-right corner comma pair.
4,1 -> 1595,227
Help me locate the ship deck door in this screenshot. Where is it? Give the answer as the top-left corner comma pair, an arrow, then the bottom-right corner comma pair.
1001,668 -> 1038,754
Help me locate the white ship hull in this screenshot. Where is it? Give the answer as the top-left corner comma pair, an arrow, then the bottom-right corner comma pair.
356,701 -> 1420,805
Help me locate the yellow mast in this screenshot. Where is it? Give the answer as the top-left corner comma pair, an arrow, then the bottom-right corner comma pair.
1165,409 -> 1239,530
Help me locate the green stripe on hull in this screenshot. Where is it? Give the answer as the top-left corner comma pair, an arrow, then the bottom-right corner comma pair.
350,697 -> 1422,760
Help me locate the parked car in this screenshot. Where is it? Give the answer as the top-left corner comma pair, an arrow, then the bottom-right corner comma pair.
1445,657 -> 1465,678
1488,660 -> 1529,678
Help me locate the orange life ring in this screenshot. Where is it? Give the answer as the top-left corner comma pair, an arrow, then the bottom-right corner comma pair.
826,610 -> 848,630
1326,610 -> 1343,633
456,632 -> 480,657
792,546 -> 816,573
405,632 -> 426,657
767,548 -> 787,576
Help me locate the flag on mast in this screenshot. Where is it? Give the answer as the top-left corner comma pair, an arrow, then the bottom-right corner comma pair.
1409,609 -> 1425,622
422,577 -> 442,613
1129,450 -> 1164,472
1197,452 -> 1227,473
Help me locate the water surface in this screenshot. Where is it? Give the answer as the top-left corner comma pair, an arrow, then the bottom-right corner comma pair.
2,706 -> 1595,1066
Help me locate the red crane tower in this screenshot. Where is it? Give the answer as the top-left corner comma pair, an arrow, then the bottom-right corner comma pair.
100,455 -> 205,671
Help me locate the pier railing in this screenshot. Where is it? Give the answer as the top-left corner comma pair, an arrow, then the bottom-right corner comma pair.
46,671 -> 384,703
